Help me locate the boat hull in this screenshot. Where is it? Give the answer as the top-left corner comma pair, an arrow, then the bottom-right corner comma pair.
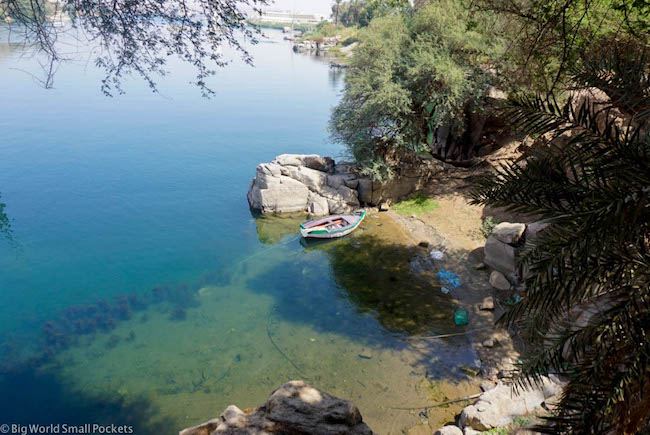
300,211 -> 366,239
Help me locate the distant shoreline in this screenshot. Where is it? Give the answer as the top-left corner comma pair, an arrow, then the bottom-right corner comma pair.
248,20 -> 317,32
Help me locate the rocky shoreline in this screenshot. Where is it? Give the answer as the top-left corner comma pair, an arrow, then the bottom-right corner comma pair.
181,154 -> 565,434
390,213 -> 565,434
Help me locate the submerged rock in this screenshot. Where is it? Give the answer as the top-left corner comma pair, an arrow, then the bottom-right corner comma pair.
358,349 -> 373,359
179,380 -> 373,435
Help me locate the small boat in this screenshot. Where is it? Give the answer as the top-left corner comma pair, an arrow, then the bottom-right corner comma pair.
300,211 -> 366,239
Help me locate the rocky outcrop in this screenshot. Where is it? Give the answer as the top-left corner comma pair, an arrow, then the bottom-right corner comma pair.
433,376 -> 565,434
484,220 -> 550,288
293,36 -> 340,55
179,380 -> 373,435
247,154 -> 445,216
460,376 -> 564,431
247,154 -> 360,216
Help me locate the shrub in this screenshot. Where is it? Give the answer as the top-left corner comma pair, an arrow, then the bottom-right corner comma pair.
481,216 -> 499,238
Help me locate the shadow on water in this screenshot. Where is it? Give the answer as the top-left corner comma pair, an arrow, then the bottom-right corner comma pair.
321,234 -> 454,334
0,193 -> 17,247
247,231 -> 457,347
0,366 -> 175,433
0,194 -> 10,236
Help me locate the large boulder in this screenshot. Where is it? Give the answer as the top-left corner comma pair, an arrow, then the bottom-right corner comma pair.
459,378 -> 563,431
525,221 -> 550,241
280,165 -> 328,191
263,380 -> 372,434
247,155 -> 360,216
247,163 -> 310,213
363,158 -> 446,205
273,154 -> 335,173
307,192 -> 329,216
179,381 -> 373,435
483,236 -> 516,276
491,222 -> 526,244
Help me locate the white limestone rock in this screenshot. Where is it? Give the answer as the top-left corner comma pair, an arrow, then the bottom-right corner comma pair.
307,193 -> 330,216
247,154 -> 363,215
273,154 -> 334,172
247,152 -> 444,213
328,199 -> 355,214
492,222 -> 526,244
434,426 -> 463,435
460,378 -> 563,432
247,174 -> 310,213
281,165 -> 328,191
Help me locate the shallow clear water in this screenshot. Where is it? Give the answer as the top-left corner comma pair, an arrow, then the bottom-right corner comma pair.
0,29 -> 477,433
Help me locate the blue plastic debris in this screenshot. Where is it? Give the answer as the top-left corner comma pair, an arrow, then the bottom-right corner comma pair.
435,270 -> 461,294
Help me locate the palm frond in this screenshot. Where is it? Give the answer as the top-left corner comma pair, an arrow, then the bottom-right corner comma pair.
472,50 -> 650,433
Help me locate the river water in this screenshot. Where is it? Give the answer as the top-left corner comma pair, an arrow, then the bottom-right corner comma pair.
0,29 -> 477,433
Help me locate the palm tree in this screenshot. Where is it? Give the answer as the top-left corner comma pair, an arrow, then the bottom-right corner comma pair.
332,0 -> 343,24
471,51 -> 650,433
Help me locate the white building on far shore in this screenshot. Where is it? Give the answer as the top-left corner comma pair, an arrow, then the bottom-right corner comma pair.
256,9 -> 328,25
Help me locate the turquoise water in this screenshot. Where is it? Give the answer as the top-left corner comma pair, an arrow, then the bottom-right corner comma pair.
0,29 -> 477,434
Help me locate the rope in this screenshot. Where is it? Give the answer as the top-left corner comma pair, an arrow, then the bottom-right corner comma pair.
266,306 -> 311,381
232,234 -> 301,270
408,327 -> 494,340
385,393 -> 482,411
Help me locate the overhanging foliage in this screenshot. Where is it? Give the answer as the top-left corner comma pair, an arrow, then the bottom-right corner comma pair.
471,51 -> 650,433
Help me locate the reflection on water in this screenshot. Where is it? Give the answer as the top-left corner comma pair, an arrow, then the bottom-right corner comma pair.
0,43 -> 11,65
328,66 -> 345,89
252,212 -> 306,245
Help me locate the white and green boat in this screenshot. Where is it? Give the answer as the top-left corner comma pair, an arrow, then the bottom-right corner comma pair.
300,211 -> 366,239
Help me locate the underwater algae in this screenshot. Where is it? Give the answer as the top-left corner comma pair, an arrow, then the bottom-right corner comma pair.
7,214 -> 479,434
